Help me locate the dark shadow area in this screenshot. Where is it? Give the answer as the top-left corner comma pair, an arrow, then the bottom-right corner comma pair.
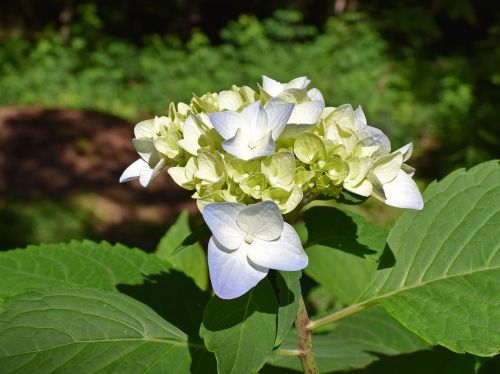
377,243 -> 396,270
118,270 -> 210,338
343,347 -> 478,374
202,279 -> 278,332
261,346 -> 484,374
188,340 -> 218,374
118,270 -> 217,372
0,107 -> 195,250
303,206 -> 377,258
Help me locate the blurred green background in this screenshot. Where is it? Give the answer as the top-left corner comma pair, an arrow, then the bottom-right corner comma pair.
0,0 -> 499,250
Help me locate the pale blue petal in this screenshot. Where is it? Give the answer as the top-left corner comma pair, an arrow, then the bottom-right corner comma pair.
236,201 -> 283,240
208,237 -> 268,299
202,202 -> 245,249
247,223 -> 308,271
210,111 -> 244,140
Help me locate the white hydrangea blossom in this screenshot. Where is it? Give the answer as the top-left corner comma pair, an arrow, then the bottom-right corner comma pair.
210,99 -> 293,161
202,201 -> 308,299
120,75 -> 425,297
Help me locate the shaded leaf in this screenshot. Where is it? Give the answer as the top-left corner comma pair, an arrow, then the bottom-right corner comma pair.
303,207 -> 389,304
156,211 -> 208,290
200,280 -> 279,374
275,271 -> 302,346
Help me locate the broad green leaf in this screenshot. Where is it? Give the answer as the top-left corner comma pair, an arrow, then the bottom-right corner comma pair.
275,271 -> 302,346
0,240 -> 170,297
303,206 -> 389,304
156,211 -> 208,290
360,160 -> 500,356
271,307 -> 429,372
200,280 -> 279,374
0,287 -> 202,373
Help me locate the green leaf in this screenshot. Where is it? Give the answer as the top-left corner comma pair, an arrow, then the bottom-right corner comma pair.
360,160 -> 500,356
200,280 -> 279,374
303,206 -> 389,304
0,287 -> 201,373
172,222 -> 211,257
0,240 -> 170,298
156,211 -> 208,290
271,307 -> 429,372
275,271 -> 302,346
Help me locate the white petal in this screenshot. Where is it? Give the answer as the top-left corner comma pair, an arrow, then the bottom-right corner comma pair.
288,100 -> 325,125
395,143 -> 413,162
223,129 -> 275,161
178,115 -> 202,155
202,202 -> 245,249
373,152 -> 403,184
132,138 -> 156,162
284,76 -> 310,90
236,201 -> 284,241
222,129 -> 253,160
239,101 -> 267,129
138,158 -> 166,187
262,75 -> 285,97
247,223 -> 308,271
134,119 -> 155,138
119,159 -> 147,183
265,98 -> 294,140
208,237 -> 268,299
344,179 -> 373,197
210,111 -> 245,140
360,126 -> 391,156
248,102 -> 268,139
383,170 -> 424,210
218,90 -> 243,111
354,106 -> 367,129
250,131 -> 276,159
167,166 -> 189,186
307,88 -> 324,102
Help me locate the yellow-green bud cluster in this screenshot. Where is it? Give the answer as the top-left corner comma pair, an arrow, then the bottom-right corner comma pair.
123,76 -> 422,212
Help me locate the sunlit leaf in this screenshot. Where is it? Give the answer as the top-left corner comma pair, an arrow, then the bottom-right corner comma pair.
0,288 -> 200,373
0,240 -> 170,298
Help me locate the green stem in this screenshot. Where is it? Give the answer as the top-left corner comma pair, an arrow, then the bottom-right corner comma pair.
307,302 -> 370,330
295,296 -> 319,374
277,349 -> 301,357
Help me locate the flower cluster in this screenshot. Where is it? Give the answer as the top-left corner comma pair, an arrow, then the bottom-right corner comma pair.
121,75 -> 424,299
121,76 -> 423,212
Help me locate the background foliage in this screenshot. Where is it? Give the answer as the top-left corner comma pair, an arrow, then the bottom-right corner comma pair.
1,0 -> 498,175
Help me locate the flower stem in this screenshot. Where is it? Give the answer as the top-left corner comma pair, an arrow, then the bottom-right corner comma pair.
277,349 -> 301,357
307,302 -> 370,330
295,296 -> 319,374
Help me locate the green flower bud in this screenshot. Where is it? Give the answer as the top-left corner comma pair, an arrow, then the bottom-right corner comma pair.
324,154 -> 349,185
294,132 -> 327,164
262,185 -> 303,213
261,150 -> 296,190
240,172 -> 268,199
226,157 -> 261,183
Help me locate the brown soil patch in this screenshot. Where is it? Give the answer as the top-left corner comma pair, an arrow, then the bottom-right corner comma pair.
0,106 -> 196,249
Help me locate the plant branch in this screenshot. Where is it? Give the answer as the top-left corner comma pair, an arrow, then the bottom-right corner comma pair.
307,302 -> 371,330
295,296 -> 319,374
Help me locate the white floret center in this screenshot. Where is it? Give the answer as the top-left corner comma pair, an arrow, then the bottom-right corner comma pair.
244,233 -> 254,244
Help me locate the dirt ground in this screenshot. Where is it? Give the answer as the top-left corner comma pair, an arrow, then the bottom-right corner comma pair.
0,106 -> 196,249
